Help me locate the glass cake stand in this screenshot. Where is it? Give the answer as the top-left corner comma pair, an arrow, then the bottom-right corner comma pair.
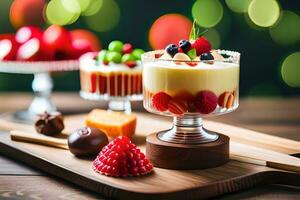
0,60 -> 79,123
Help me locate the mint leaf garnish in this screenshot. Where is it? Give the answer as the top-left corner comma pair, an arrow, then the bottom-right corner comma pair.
187,48 -> 197,60
189,20 -> 208,41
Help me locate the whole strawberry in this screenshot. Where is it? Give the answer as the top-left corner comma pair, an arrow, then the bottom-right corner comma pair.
191,36 -> 211,56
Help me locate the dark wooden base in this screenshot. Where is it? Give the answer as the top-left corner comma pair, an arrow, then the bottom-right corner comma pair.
146,133 -> 230,169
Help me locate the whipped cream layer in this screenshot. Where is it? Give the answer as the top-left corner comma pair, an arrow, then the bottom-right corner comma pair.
143,60 -> 239,97
80,53 -> 141,74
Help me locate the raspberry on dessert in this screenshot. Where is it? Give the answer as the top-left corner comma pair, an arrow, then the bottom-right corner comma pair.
178,40 -> 191,53
168,99 -> 188,116
152,92 -> 171,112
192,36 -> 211,56
200,52 -> 214,61
194,91 -> 218,114
218,92 -> 234,109
165,44 -> 178,57
92,136 -> 153,177
122,43 -> 133,54
154,53 -> 163,58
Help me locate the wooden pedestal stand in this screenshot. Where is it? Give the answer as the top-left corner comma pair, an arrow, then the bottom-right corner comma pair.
146,132 -> 230,170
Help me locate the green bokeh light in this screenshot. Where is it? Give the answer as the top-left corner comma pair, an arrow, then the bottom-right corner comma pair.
248,83 -> 281,97
84,0 -> 120,32
192,0 -> 223,28
225,0 -> 252,13
76,0 -> 91,13
204,28 -> 221,49
248,0 -> 280,27
270,11 -> 300,46
281,52 -> 300,87
46,0 -> 80,25
81,0 -> 103,16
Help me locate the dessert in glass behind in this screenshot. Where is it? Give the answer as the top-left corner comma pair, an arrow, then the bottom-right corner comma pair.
142,49 -> 240,144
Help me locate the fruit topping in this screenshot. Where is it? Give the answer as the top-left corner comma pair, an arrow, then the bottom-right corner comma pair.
121,53 -> 136,63
107,51 -> 122,63
165,44 -> 178,57
218,92 -> 234,109
192,36 -> 211,56
187,48 -> 197,60
92,136 -> 153,177
125,61 -> 136,68
178,40 -> 191,53
132,49 -> 144,60
173,53 -> 191,62
200,52 -> 214,61
108,40 -> 123,52
194,91 -> 218,114
152,92 -> 171,112
122,43 -> 133,54
43,25 -> 72,53
96,50 -> 108,64
167,99 -> 188,116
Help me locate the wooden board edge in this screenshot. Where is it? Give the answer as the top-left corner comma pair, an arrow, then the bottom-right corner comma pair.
1,139 -> 299,200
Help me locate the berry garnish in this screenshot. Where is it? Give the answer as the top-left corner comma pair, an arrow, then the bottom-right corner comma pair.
200,52 -> 214,61
178,40 -> 191,53
194,91 -> 218,114
122,43 -> 133,54
121,53 -> 135,63
132,49 -> 144,60
168,99 -> 188,116
152,92 -> 171,112
192,37 -> 211,56
165,44 -> 178,57
93,136 -> 153,177
106,51 -> 122,63
125,61 -> 136,68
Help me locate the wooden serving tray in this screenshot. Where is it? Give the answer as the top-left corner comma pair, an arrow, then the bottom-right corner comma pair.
0,113 -> 299,200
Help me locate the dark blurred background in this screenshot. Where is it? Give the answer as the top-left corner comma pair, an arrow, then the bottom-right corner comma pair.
0,0 -> 299,97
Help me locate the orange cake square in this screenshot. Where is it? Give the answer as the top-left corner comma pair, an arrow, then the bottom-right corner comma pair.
86,109 -> 136,138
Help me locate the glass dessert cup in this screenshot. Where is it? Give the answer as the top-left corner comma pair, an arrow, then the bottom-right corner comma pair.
0,60 -> 79,123
79,52 -> 143,113
142,50 -> 240,144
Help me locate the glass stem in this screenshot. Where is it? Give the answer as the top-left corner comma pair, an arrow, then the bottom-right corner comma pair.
157,115 -> 219,144
28,72 -> 56,115
108,100 -> 131,114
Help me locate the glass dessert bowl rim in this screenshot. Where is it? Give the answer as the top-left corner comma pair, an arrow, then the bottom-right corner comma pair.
142,49 -> 240,64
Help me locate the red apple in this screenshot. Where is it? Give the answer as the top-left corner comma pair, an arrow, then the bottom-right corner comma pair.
16,38 -> 53,61
70,29 -> 101,51
0,35 -> 19,61
43,25 -> 72,53
15,26 -> 43,44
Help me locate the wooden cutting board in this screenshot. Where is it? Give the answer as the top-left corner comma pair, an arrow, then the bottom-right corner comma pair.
0,113 -> 299,200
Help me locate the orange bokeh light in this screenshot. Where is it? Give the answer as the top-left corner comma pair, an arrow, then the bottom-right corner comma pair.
149,14 -> 192,50
70,29 -> 101,51
10,0 -> 45,29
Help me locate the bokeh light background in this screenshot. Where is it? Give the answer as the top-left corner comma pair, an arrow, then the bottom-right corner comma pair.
0,0 -> 299,97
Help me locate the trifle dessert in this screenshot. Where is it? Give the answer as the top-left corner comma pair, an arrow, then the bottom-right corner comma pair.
80,41 -> 144,99
142,24 -> 240,144
143,37 -> 240,117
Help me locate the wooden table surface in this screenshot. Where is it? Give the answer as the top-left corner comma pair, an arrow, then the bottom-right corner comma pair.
0,92 -> 299,200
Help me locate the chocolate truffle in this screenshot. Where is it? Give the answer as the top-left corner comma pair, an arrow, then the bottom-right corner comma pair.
35,111 -> 64,136
68,127 -> 108,156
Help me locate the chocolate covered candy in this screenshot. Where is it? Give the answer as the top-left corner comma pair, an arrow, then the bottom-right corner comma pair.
68,127 -> 108,156
35,111 -> 64,136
